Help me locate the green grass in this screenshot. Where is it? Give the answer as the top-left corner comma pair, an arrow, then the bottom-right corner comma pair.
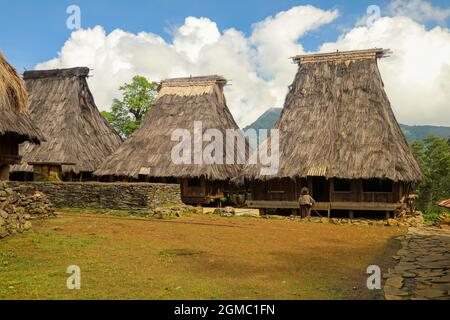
0,212 -> 404,300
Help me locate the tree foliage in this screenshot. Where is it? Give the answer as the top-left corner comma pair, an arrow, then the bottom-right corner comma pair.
411,136 -> 450,214
101,76 -> 157,138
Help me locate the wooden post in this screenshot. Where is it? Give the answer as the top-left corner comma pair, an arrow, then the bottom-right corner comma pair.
329,178 -> 333,203
327,206 -> 331,219
349,210 -> 354,219
386,211 -> 391,219
307,177 -> 313,197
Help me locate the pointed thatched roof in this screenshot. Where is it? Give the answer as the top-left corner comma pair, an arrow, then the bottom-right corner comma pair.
95,75 -> 246,180
244,48 -> 422,182
0,51 -> 43,144
12,67 -> 123,174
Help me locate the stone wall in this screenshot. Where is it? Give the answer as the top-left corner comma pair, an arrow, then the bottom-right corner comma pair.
0,182 -> 55,238
6,182 -> 183,210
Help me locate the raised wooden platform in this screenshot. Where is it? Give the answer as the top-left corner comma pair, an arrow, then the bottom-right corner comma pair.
246,200 -> 403,212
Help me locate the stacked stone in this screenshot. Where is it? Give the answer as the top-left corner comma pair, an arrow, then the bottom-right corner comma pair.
384,227 -> 450,300
386,213 -> 424,228
212,207 -> 236,217
292,216 -> 423,227
148,205 -> 200,219
6,182 -> 183,211
0,182 -> 55,239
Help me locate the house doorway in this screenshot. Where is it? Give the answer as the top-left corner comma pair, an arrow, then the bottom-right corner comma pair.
311,177 -> 330,202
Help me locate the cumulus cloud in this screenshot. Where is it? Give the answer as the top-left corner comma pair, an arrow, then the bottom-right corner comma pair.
251,5 -> 339,103
320,15 -> 450,126
36,3 -> 450,128
36,6 -> 338,127
388,0 -> 450,25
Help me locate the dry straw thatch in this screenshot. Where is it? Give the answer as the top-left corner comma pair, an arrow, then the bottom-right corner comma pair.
0,51 -> 43,143
12,67 -> 122,174
244,48 -> 422,182
95,75 -> 246,180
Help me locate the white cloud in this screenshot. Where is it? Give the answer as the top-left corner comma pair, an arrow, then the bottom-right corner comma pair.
36,4 -> 450,128
250,5 -> 339,104
35,6 -> 338,128
172,17 -> 221,62
321,15 -> 450,126
388,0 -> 450,25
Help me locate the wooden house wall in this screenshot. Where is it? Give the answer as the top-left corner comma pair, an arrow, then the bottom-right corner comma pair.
250,178 -> 406,204
181,177 -> 231,205
250,178 -> 306,202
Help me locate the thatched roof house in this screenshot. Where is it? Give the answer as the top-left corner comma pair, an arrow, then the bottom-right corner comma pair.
244,49 -> 422,215
439,199 -> 450,209
95,75 -> 246,204
0,51 -> 43,180
0,51 -> 43,144
11,67 -> 122,180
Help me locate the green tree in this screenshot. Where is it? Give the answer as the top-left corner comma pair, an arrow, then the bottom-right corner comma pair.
101,76 -> 158,138
411,136 -> 450,215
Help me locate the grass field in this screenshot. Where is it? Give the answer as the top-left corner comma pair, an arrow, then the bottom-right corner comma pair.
0,212 -> 404,300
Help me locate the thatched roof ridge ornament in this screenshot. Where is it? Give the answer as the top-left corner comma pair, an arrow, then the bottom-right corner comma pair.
23,67 -> 90,80
293,48 -> 392,64
157,75 -> 228,99
159,75 -> 227,86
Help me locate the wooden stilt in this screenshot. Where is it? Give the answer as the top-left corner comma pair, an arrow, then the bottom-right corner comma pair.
349,210 -> 354,219
386,211 -> 391,219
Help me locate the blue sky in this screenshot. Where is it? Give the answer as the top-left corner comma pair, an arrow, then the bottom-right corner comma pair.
1,0 -> 449,126
0,0 -> 402,70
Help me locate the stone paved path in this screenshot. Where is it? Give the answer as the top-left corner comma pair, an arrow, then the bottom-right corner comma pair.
384,227 -> 450,300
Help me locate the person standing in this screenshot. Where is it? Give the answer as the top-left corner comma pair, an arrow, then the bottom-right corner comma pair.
298,187 -> 315,218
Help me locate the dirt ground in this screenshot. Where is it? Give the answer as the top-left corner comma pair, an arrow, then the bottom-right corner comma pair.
0,212 -> 404,300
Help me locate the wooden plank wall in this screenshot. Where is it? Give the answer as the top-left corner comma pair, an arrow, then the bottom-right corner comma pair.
251,178 -> 405,204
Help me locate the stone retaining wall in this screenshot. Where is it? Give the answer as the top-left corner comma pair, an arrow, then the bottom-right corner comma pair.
6,182 -> 183,210
1,182 -> 55,238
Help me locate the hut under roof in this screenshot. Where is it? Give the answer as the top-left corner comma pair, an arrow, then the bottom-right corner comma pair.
244,48 -> 422,217
439,199 -> 450,210
95,75 -> 247,205
11,67 -> 123,181
0,51 -> 43,180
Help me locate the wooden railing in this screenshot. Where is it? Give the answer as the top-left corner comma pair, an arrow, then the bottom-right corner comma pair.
246,200 -> 402,211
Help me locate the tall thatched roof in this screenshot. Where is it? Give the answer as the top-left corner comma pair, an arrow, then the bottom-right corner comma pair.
95,75 -> 246,180
244,48 -> 422,182
0,51 -> 43,144
12,67 -> 123,174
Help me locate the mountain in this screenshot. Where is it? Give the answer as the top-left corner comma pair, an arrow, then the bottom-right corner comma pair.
399,124 -> 450,143
244,108 -> 282,131
244,108 -> 450,143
